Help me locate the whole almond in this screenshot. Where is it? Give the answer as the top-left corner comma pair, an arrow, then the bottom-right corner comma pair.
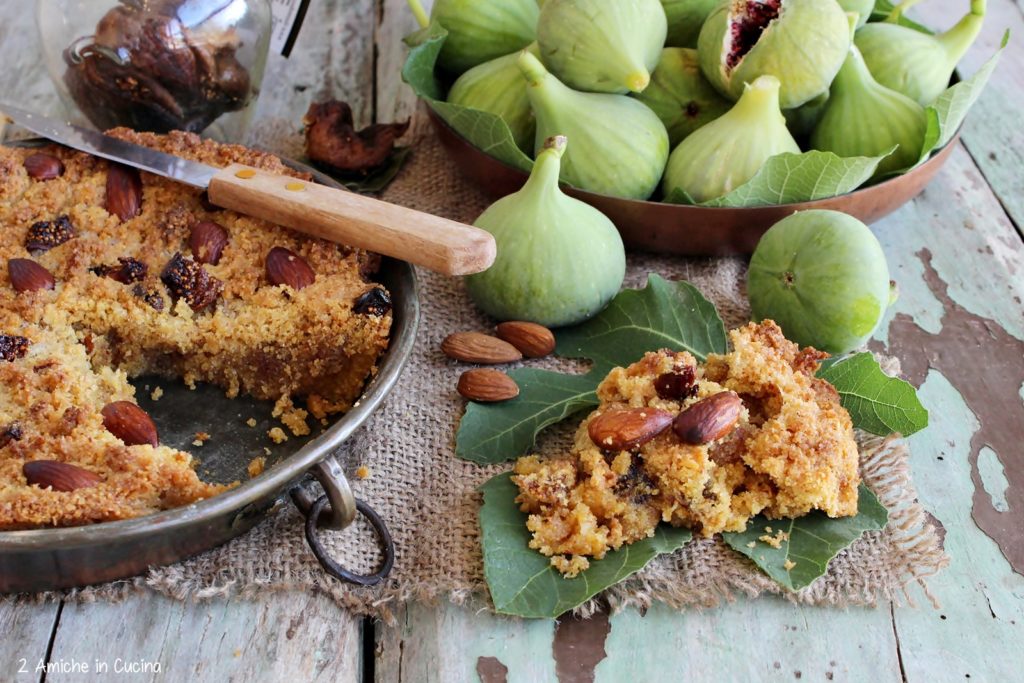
588,407 -> 674,451
24,460 -> 101,492
457,369 -> 520,402
266,247 -> 315,290
105,163 -> 143,221
496,321 -> 555,358
441,332 -> 522,364
189,221 -> 229,265
101,401 -> 159,447
8,258 -> 55,293
24,153 -> 64,180
673,391 -> 742,445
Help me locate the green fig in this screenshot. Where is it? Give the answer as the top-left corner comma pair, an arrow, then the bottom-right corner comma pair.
662,75 -> 799,203
632,48 -> 733,147
537,0 -> 668,94
782,90 -> 829,139
838,0 -> 874,27
810,39 -> 926,179
747,209 -> 891,354
697,0 -> 850,109
448,44 -> 541,153
856,0 -> 986,106
519,50 -> 670,200
466,136 -> 626,327
661,0 -> 719,47
409,0 -> 540,75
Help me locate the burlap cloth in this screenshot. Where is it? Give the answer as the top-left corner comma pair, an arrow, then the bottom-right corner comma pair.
20,118 -> 948,618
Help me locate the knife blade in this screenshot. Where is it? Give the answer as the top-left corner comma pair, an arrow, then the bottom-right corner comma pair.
0,103 -> 496,276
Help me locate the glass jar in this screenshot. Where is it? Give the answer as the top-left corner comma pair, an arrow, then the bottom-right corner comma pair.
36,0 -> 271,141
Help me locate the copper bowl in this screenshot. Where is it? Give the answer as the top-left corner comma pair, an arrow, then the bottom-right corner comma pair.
429,109 -> 958,256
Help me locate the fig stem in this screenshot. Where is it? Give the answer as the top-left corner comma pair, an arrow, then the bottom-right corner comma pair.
517,49 -> 550,88
885,0 -> 923,23
732,76 -> 784,122
522,136 -> 566,195
407,0 -> 429,29
938,0 -> 986,62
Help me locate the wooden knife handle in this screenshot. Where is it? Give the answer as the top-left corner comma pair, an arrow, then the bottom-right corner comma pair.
207,163 -> 496,276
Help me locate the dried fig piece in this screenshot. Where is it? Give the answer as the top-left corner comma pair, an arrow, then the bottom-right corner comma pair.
91,257 -> 148,284
161,252 -> 222,311
353,287 -> 392,316
304,101 -> 410,174
0,423 -> 23,449
25,215 -> 75,253
0,335 -> 30,362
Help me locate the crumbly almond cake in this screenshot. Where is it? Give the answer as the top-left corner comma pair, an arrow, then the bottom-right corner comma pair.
0,130 -> 392,529
513,321 -> 860,577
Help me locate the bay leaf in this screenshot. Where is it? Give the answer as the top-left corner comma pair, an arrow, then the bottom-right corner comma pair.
722,485 -> 889,590
480,472 -> 692,619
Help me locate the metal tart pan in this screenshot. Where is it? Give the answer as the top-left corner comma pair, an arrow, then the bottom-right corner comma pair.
0,141 -> 419,593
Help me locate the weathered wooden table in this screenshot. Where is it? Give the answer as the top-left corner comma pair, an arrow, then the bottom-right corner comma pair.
2,1 -> 1023,680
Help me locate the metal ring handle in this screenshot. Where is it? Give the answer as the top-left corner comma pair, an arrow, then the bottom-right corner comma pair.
311,456 -> 356,530
303,495 -> 395,586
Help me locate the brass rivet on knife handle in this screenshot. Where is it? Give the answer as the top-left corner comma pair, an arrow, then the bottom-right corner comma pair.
208,163 -> 496,276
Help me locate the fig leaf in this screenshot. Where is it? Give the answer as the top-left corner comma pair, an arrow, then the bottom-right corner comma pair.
456,274 -> 727,463
722,485 -> 889,591
818,352 -> 929,436
664,149 -> 893,207
480,471 -> 692,618
402,22 -> 534,172
917,32 -> 1008,163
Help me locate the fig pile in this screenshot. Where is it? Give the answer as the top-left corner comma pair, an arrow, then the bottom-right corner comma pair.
408,0 -> 989,204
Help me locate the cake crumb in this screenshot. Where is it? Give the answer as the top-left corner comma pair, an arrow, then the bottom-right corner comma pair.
150,386 -> 164,401
783,559 -> 797,571
273,395 -> 311,436
746,541 -> 757,549
268,427 -> 288,444
356,465 -> 371,480
248,457 -> 266,478
246,417 -> 257,428
264,447 -> 272,456
758,529 -> 790,549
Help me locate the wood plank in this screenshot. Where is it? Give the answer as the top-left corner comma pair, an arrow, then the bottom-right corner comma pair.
254,0 -> 378,130
375,603 -> 559,682
913,0 -> 1024,233
45,592 -> 362,682
867,146 -> 1024,680
0,599 -> 61,682
376,0 -> 436,133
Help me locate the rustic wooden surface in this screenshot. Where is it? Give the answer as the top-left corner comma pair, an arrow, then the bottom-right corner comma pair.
2,0 -> 1023,681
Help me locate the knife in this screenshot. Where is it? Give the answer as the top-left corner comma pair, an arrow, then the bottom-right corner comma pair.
0,104 -> 496,276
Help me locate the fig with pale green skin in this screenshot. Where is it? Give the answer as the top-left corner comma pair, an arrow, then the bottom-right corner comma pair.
747,210 -> 892,354
662,75 -> 799,203
537,0 -> 667,94
697,0 -> 850,109
408,0 -> 540,74
466,136 -> 626,327
856,0 -> 986,106
632,48 -> 732,147
782,90 -> 829,139
811,40 -> 926,179
661,0 -> 719,47
519,51 -> 670,200
448,44 -> 541,153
